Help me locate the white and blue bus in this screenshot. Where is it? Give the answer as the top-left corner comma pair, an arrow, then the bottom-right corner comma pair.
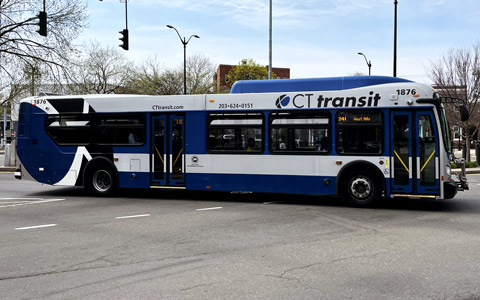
15,76 -> 469,206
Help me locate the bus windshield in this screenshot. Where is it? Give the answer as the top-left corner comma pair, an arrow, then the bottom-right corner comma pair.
439,105 -> 452,154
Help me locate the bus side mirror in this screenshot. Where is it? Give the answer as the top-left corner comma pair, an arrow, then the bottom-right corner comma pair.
459,104 -> 469,122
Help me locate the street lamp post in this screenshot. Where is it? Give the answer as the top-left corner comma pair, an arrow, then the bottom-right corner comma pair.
166,25 -> 200,95
358,52 -> 372,76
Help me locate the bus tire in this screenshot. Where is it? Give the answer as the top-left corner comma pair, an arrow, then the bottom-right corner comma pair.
85,163 -> 116,197
341,170 -> 381,207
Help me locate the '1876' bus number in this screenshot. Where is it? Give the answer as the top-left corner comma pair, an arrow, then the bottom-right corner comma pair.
34,99 -> 47,105
396,89 -> 416,95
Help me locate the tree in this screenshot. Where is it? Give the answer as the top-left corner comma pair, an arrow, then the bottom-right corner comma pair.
429,43 -> 480,161
68,42 -> 132,94
226,59 -> 276,89
0,0 -> 87,80
186,54 -> 215,94
125,57 -> 183,95
126,54 -> 214,95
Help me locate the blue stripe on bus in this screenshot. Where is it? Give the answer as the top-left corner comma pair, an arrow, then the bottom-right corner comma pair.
230,76 -> 412,94
185,173 -> 337,195
118,172 -> 150,189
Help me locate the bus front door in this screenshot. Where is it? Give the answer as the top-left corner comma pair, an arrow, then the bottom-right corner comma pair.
391,111 -> 439,196
151,115 -> 185,188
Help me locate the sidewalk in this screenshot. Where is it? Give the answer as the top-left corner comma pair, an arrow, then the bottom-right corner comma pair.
452,167 -> 480,175
0,149 -> 16,173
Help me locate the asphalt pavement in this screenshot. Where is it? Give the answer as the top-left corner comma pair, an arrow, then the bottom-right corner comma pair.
1,173 -> 480,300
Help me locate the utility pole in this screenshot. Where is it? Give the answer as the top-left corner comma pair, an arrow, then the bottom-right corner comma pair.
268,0 -> 272,79
393,0 -> 398,77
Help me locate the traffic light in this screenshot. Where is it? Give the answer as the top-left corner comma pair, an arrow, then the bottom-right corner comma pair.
119,29 -> 129,50
37,11 -> 47,37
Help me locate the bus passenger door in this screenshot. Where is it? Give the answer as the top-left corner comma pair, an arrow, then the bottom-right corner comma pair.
391,112 -> 413,194
151,114 -> 185,187
390,111 -> 439,196
415,111 -> 439,195
169,115 -> 185,185
151,116 -> 167,186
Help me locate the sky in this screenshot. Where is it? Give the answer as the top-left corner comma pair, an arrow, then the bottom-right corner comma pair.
80,0 -> 480,85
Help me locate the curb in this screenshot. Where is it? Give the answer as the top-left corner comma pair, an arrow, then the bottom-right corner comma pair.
0,167 -> 16,173
452,169 -> 480,175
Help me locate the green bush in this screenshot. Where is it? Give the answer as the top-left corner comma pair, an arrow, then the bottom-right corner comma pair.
466,162 -> 478,168
451,162 -> 478,168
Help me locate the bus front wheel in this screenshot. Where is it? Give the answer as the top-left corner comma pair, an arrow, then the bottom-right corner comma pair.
85,163 -> 116,196
342,170 -> 381,207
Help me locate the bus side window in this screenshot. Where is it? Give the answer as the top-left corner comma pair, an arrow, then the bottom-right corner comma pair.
96,115 -> 145,146
335,110 -> 383,155
207,113 -> 264,153
270,112 -> 330,154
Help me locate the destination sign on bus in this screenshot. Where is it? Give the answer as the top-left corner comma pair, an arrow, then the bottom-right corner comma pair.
337,111 -> 382,124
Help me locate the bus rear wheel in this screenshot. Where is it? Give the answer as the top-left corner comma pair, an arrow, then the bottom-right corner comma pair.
85,163 -> 116,196
342,170 -> 381,207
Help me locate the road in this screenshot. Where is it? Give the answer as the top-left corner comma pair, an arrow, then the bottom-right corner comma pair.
1,173 -> 480,300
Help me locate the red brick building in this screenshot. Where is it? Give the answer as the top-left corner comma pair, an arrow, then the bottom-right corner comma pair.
213,64 -> 290,93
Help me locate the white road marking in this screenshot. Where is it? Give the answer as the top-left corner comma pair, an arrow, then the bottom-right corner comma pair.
196,207 -> 223,211
15,224 -> 57,231
0,198 -> 45,200
263,201 -> 285,205
0,198 -> 65,208
116,214 -> 151,219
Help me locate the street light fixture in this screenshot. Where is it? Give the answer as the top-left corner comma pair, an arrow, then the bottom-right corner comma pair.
166,25 -> 200,95
358,52 -> 372,76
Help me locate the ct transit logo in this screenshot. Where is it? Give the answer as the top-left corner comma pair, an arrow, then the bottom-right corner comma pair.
274,92 -> 381,109
275,94 -> 290,108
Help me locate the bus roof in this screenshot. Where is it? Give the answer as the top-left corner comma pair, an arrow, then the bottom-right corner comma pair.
230,76 -> 412,94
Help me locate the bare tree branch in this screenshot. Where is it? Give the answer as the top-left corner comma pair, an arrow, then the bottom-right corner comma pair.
429,42 -> 480,161
0,0 -> 87,99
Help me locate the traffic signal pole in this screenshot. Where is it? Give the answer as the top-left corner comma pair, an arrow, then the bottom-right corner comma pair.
37,0 -> 47,36
119,0 -> 129,50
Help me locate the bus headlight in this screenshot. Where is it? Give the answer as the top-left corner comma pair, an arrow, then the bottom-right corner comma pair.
446,164 -> 451,176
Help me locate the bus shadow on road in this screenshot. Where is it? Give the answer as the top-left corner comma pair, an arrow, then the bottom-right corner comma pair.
27,186 -> 480,214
